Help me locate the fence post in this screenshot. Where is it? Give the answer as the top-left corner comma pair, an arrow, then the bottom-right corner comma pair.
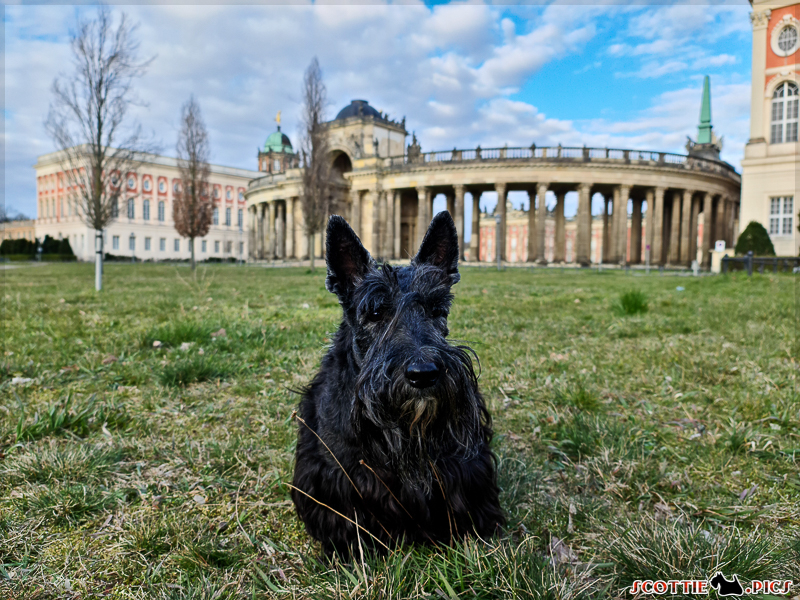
747,251 -> 753,277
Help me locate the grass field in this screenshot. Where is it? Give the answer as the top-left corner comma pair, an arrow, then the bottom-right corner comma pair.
1,263 -> 798,599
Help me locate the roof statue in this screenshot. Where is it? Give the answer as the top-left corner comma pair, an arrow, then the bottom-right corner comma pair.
275,111 -> 281,127
686,75 -> 723,160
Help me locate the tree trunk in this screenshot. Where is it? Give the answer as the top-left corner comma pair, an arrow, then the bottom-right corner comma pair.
190,237 -> 196,271
95,229 -> 103,292
309,232 -> 315,272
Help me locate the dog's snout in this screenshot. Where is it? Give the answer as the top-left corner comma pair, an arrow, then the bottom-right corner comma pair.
405,362 -> 440,388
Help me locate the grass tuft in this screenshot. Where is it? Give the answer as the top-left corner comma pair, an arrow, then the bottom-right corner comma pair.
617,290 -> 648,315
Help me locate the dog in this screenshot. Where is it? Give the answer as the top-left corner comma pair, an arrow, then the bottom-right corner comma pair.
290,211 -> 504,558
709,573 -> 744,597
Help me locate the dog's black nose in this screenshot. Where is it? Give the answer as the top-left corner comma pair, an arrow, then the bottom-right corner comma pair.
405,362 -> 439,388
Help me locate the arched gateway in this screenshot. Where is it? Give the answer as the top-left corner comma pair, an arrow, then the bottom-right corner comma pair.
246,98 -> 741,268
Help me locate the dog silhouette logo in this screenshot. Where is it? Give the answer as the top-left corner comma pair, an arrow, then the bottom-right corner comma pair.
709,573 -> 744,597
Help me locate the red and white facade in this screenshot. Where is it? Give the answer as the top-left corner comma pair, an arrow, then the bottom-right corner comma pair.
741,1 -> 800,255
35,151 -> 259,262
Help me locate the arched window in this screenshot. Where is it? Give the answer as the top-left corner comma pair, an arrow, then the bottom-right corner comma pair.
143,199 -> 150,220
127,198 -> 135,219
158,201 -> 165,222
771,81 -> 799,143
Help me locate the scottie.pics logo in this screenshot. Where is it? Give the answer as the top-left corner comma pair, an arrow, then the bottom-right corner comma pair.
629,573 -> 793,596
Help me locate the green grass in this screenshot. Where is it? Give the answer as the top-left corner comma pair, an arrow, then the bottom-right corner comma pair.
1,263 -> 798,599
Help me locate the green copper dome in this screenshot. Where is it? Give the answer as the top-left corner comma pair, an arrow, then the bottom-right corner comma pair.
264,127 -> 293,153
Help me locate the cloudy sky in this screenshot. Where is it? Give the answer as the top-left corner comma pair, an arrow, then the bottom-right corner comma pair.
5,1 -> 752,221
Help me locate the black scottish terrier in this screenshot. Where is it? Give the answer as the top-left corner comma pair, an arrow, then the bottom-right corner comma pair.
291,211 -> 504,557
709,573 -> 744,597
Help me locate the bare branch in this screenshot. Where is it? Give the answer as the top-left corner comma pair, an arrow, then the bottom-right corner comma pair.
300,58 -> 333,242
44,6 -> 155,233
173,96 -> 213,270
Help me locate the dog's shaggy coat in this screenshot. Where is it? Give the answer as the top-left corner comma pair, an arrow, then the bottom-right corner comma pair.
291,212 -> 504,557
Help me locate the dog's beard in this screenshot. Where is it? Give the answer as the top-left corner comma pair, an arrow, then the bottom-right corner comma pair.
354,342 -> 485,493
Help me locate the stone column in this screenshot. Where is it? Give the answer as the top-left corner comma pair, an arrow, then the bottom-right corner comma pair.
668,191 -> 682,265
652,187 -> 665,265
285,198 -> 295,259
749,10 -> 771,142
679,189 -> 693,266
454,184 -> 465,260
576,183 -> 592,266
370,190 -> 381,258
470,191 -> 481,262
690,195 -> 701,265
602,195 -> 610,263
393,190 -> 401,259
446,192 -> 455,216
554,190 -> 566,263
644,188 -> 654,265
416,186 -> 429,249
249,206 -> 256,259
259,203 -> 267,259
536,182 -> 548,263
616,185 -> 631,265
701,193 -> 713,267
385,190 -> 395,259
631,197 -> 642,264
276,202 -> 285,259
267,201 -> 276,259
526,187 -> 537,263
379,191 -> 390,258
495,182 -> 507,261
351,189 -> 362,238
715,195 -> 725,246
610,187 -> 621,263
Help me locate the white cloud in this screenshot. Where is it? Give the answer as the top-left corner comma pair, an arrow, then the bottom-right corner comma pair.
4,2 -> 751,219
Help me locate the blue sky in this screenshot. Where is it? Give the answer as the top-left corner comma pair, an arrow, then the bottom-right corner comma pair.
4,2 -> 752,223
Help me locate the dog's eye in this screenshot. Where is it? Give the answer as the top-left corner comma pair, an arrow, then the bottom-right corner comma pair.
365,307 -> 385,322
431,308 -> 449,319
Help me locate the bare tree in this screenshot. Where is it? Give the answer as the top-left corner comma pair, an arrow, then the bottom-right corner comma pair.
300,58 -> 333,272
45,6 -> 153,291
173,97 -> 213,271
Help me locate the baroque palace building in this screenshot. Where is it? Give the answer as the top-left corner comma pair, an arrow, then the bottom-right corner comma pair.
246,95 -> 741,268
741,0 -> 800,256
34,150 -> 260,262
33,87 -> 743,267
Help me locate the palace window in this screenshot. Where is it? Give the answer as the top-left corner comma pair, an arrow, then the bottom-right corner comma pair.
213,207 -> 219,225
239,242 -> 244,255
238,209 -> 243,229
769,196 -> 794,235
214,240 -> 220,253
770,81 -> 799,143
143,179 -> 151,192
145,237 -> 151,251
779,25 -> 798,54
160,238 -> 166,251
274,159 -> 281,173
225,207 -> 231,226
127,198 -> 135,219
174,238 -> 180,252
112,236 -> 119,250
143,199 -> 150,221
111,199 -> 119,218
159,180 -> 166,193
202,240 -> 207,252
129,234 -> 136,251
225,241 -> 232,253
158,201 -> 165,222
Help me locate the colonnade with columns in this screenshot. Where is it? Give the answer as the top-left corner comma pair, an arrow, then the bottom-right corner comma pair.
247,180 -> 738,268
248,197 -> 324,260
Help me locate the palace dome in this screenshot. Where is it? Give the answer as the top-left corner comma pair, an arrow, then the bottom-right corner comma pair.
264,129 -> 293,153
334,99 -> 382,121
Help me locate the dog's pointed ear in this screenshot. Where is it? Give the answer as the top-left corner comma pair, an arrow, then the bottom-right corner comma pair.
412,211 -> 460,284
325,215 -> 374,299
